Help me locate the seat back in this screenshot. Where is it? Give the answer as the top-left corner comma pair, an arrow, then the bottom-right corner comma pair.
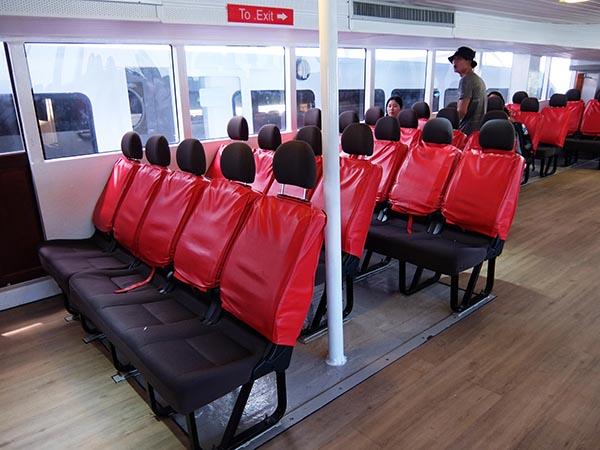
369,116 -> 406,202
267,125 -> 322,199
507,91 -> 528,117
92,132 -> 143,233
464,110 -> 510,152
206,116 -> 249,179
312,123 -> 382,258
173,142 -> 259,291
412,101 -> 430,131
252,124 -> 281,193
388,118 -> 460,216
303,107 -> 322,129
532,94 -> 570,150
442,120 -> 524,240
580,90 -> 600,136
136,139 -> 209,267
364,106 -> 384,129
339,110 -> 359,133
220,141 -> 326,346
512,97 -> 541,142
566,89 -> 584,134
437,107 -> 467,149
112,135 -> 170,253
398,109 -> 421,149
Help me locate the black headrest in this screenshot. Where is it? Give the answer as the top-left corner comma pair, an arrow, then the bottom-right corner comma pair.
482,110 -> 509,125
339,111 -> 359,133
176,139 -> 206,175
595,89 -> 600,101
304,108 -> 322,129
512,91 -> 528,104
341,123 -> 374,156
446,101 -> 458,109
257,124 -> 282,151
374,116 -> 400,141
398,109 -> 418,128
412,102 -> 431,119
479,119 -> 515,151
121,131 -> 143,160
549,93 -> 567,107
145,135 -> 171,167
487,96 -> 505,112
520,97 -> 539,112
227,116 -> 249,141
295,125 -> 322,156
436,107 -> 459,129
273,141 -> 317,190
566,89 -> 581,101
365,107 -> 384,126
220,142 -> 255,183
422,118 -> 452,145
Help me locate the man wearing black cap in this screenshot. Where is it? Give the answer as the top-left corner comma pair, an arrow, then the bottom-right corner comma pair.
448,46 -> 486,135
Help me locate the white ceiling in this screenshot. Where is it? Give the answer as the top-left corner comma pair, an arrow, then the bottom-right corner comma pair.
398,0 -> 600,24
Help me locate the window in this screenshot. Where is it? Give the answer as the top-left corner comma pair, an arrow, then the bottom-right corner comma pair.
433,51 -> 459,111
0,45 -> 23,153
185,46 -> 286,139
479,52 -> 513,102
296,48 -> 366,125
26,43 -> 178,160
548,57 -> 573,98
374,49 -> 427,110
527,56 -> 547,98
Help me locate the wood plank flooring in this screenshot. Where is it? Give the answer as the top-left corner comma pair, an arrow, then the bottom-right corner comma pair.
2,166 -> 600,449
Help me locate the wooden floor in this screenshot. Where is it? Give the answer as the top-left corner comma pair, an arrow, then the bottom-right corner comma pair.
2,166 -> 600,449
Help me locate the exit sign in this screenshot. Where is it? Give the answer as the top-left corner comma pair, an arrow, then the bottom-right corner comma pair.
227,3 -> 294,26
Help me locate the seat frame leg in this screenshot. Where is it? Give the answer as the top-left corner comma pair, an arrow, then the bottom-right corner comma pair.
147,383 -> 175,418
449,259 -> 496,312
398,261 -> 441,296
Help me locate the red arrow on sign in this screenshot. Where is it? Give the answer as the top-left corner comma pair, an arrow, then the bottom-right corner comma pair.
227,3 -> 294,26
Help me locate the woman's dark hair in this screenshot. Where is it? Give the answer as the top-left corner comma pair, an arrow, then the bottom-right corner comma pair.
386,96 -> 403,110
487,90 -> 506,103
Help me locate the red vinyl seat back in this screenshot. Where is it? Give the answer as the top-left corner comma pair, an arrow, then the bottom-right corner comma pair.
532,95 -> 570,150
251,124 -> 281,193
388,119 -> 460,216
312,123 -> 382,258
512,97 -> 541,144
92,132 -> 143,233
112,136 -> 170,253
566,100 -> 585,134
506,103 -> 520,116
442,120 -> 525,241
220,195 -> 326,346
436,107 -> 466,150
417,118 -> 427,130
368,116 -> 407,202
452,130 -> 468,150
464,131 -> 480,152
580,99 -> 600,137
400,128 -> 421,149
206,116 -> 249,179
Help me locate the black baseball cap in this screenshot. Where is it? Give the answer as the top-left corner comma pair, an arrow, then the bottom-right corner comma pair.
448,46 -> 477,68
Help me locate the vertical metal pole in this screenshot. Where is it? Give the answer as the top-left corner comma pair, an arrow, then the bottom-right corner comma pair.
319,0 -> 346,366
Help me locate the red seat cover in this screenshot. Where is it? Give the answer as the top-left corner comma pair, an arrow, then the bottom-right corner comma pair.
251,148 -> 275,194
388,141 -> 460,216
136,171 -> 209,267
566,100 -> 585,135
400,128 -> 421,150
506,103 -> 520,116
452,130 -> 468,150
464,131 -> 481,152
92,157 -> 140,233
442,149 -> 525,240
220,195 -> 326,346
312,158 -> 382,258
112,164 -> 166,253
580,99 -> 600,136
532,107 -> 570,151
173,179 -> 259,291
268,155 -> 323,200
512,110 -> 541,147
205,143 -> 227,179
368,140 -> 408,202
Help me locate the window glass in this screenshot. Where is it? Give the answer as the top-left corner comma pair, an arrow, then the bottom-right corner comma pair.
479,51 -> 513,102
374,49 -> 427,111
527,56 -> 547,98
547,57 -> 573,98
26,43 -> 177,160
296,48 -> 366,125
0,45 -> 24,153
185,46 -> 286,138
433,50 -> 459,111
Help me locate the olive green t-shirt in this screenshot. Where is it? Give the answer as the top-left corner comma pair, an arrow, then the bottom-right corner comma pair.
458,71 -> 487,135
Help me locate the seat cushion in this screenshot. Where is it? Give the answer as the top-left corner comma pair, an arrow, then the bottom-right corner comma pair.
365,215 -> 431,257
535,145 -> 557,157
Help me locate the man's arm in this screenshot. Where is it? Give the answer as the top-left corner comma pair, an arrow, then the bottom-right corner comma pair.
457,97 -> 470,120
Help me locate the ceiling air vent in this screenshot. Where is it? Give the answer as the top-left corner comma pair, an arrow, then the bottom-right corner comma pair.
353,1 -> 454,26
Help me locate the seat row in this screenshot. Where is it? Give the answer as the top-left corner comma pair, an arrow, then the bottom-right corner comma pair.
39,132 -> 327,449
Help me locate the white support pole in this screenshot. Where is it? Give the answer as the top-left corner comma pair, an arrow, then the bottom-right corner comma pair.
285,46 -> 298,132
364,48 -> 375,111
424,50 -> 435,111
319,0 -> 346,367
